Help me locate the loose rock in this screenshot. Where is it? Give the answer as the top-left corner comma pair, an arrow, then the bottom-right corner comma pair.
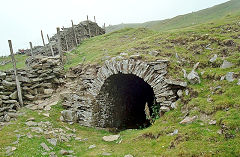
209,54 -> 217,63
102,135 -> 120,142
221,60 -> 234,69
47,138 -> 57,146
124,155 -> 134,157
40,142 -> 50,151
60,149 -> 69,155
187,70 -> 201,84
209,120 -> 217,125
88,145 -> 96,149
225,72 -> 235,82
180,116 -> 197,124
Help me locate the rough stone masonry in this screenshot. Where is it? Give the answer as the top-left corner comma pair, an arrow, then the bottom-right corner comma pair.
61,57 -> 187,129
0,56 -> 64,122
23,21 -> 105,56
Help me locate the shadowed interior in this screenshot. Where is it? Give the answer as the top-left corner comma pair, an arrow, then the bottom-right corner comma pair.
96,73 -> 155,130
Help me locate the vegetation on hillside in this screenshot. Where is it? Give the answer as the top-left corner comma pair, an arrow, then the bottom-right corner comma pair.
0,55 -> 28,71
1,2 -> 240,156
106,0 -> 240,32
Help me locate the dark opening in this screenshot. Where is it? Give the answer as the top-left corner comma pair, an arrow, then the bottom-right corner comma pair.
95,73 -> 155,130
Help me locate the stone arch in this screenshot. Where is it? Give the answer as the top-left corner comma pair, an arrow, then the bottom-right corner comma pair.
89,59 -> 169,103
60,58 -> 187,128
88,59 -> 175,129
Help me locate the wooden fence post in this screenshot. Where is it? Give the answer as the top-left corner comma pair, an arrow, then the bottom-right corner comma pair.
8,40 -> 23,107
29,42 -> 33,56
47,34 -> 54,57
94,16 -> 98,35
56,27 -> 63,64
62,27 -> 69,51
41,30 -> 46,46
71,20 -> 78,46
87,15 -> 91,37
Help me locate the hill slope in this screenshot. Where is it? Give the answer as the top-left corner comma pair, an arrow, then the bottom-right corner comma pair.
1,9 -> 240,157
106,0 -> 240,32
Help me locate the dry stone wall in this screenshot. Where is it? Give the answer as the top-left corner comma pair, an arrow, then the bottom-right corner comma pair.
0,56 -> 64,122
24,21 -> 105,56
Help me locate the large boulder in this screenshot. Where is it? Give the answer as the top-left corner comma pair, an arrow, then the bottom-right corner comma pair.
221,60 -> 234,69
225,72 -> 234,82
187,70 -> 201,84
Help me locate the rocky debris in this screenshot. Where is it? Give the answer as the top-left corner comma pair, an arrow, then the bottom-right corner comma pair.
27,132 -> 33,138
129,54 -> 142,60
60,149 -> 69,155
180,116 -> 197,124
221,60 -> 234,69
26,117 -> 35,121
5,146 -> 17,156
209,54 -> 217,63
168,129 -> 178,136
49,152 -> 57,157
148,50 -> 160,56
177,90 -> 183,97
102,135 -> 120,142
25,121 -> 38,127
225,72 -> 235,82
88,144 -> 96,149
182,69 -> 187,78
209,120 -> 216,125
102,152 -> 112,156
0,56 -> 64,122
237,79 -> 240,85
47,138 -> 58,146
124,155 -> 134,157
187,70 -> 201,84
40,142 -> 50,151
43,113 -> 50,117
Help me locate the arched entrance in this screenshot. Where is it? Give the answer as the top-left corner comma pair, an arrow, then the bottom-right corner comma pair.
95,73 -> 155,129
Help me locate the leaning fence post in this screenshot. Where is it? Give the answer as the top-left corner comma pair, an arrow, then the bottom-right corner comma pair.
94,16 -> 98,35
41,30 -> 46,46
8,40 -> 23,107
47,34 -> 54,57
62,27 -> 69,51
56,27 -> 63,64
87,15 -> 91,37
29,42 -> 33,56
71,20 -> 78,46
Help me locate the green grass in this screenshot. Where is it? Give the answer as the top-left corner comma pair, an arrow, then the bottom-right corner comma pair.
0,54 -> 28,71
1,102 -> 239,156
1,3 -> 240,157
106,0 -> 240,32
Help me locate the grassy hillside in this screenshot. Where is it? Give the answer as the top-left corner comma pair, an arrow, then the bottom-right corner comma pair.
106,0 -> 240,32
1,10 -> 240,157
65,13 -> 240,156
0,55 -> 28,71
